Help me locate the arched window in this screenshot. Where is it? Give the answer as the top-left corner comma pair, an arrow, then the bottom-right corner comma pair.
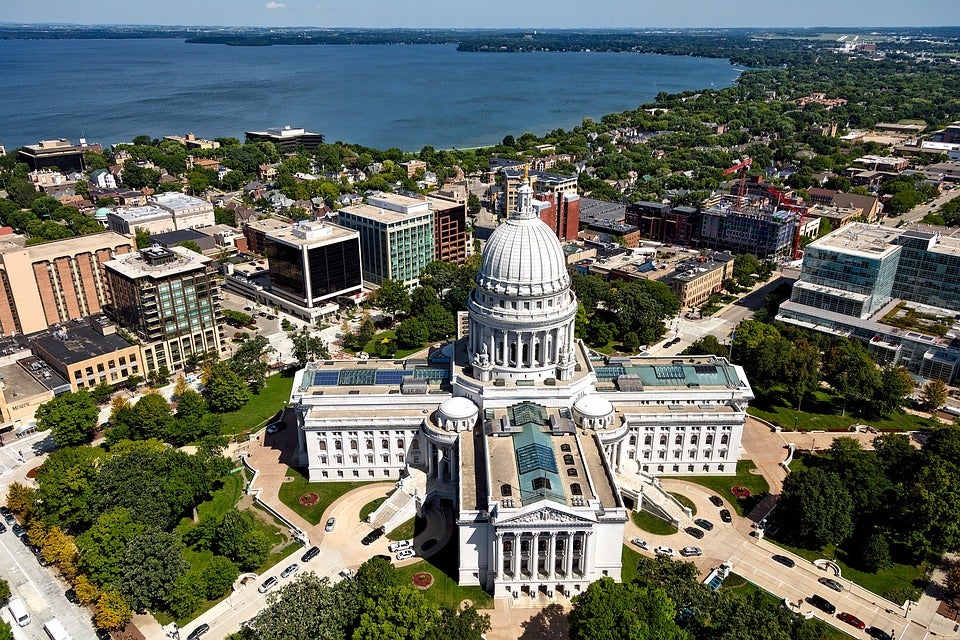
365,440 -> 373,450
411,438 -> 420,451
567,468 -> 578,477
319,441 -> 327,451
571,483 -> 583,495
690,435 -> 698,445
381,439 -> 389,449
350,441 -> 358,450
563,454 -> 575,465
705,435 -> 714,445
675,435 -> 682,445
396,438 -> 404,448
721,434 -> 729,445
560,443 -> 572,452
629,435 -> 637,446
659,435 -> 667,446
532,477 -> 552,491
644,435 -> 652,446
501,484 -> 512,497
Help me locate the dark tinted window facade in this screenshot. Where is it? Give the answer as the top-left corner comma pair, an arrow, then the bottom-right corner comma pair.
266,241 -> 305,302
307,238 -> 361,301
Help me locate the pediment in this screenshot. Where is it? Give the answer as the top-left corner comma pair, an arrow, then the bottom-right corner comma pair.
497,505 -> 594,526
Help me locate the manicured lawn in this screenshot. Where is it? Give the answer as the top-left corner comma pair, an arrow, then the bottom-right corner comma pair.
394,539 -> 494,611
766,537 -> 926,602
175,471 -> 244,537
386,516 -> 427,541
682,460 -> 769,516
359,497 -> 386,522
359,330 -> 426,359
621,545 -> 644,583
277,467 -> 380,526
670,492 -> 697,516
218,373 -> 295,435
748,388 -> 934,433
632,510 -> 678,535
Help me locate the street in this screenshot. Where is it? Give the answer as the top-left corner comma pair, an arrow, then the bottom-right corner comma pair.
880,188 -> 958,227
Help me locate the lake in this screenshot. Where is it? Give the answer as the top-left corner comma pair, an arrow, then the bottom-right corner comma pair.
0,39 -> 739,151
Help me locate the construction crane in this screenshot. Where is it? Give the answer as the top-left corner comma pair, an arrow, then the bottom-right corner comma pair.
722,157 -> 753,209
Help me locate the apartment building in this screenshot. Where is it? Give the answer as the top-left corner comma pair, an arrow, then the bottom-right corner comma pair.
107,193 -> 215,235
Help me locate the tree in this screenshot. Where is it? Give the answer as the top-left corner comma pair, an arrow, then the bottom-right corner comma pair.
121,164 -> 161,189
920,379 -> 948,411
467,193 -> 482,216
206,363 -> 251,412
372,279 -> 410,316
395,318 -> 429,349
680,334 -> 728,357
822,338 -> 880,416
0,578 -> 9,604
289,328 -> 329,366
200,556 -> 239,599
90,381 -> 115,405
569,577 -> 685,640
5,482 -> 35,519
0,621 -> 11,640
874,366 -> 915,416
41,526 -> 79,580
73,574 -> 101,606
782,339 -> 820,411
778,468 -> 854,548
94,591 -> 132,631
33,447 -> 101,530
353,586 -> 439,640
419,304 -> 455,341
134,227 -> 152,250
229,335 -> 271,392
35,389 -> 99,447
77,507 -> 148,588
118,528 -> 188,611
945,562 -> 960,603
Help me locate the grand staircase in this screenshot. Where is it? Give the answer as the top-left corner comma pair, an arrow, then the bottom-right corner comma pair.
367,467 -> 428,533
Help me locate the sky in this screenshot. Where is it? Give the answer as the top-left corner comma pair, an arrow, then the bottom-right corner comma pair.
0,0 -> 955,29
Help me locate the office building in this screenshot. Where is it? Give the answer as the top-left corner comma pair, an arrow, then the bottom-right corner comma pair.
337,193 -> 435,287
244,218 -> 292,255
104,246 -> 224,372
290,177 -> 754,599
669,253 -> 735,308
17,139 -> 95,172
626,202 -> 701,246
107,193 -> 215,236
699,204 -> 798,259
245,126 -> 324,151
426,196 -> 468,265
0,232 -> 134,336
499,168 -> 580,241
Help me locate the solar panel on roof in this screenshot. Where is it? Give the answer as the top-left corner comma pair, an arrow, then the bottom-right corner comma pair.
375,370 -> 407,385
595,365 -> 626,381
412,367 -> 447,381
694,365 -> 718,375
339,369 -> 377,385
653,365 -> 685,380
312,371 -> 340,386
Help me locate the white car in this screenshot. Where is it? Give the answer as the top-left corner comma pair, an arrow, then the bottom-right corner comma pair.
630,537 -> 649,550
258,576 -> 278,593
679,547 -> 702,557
654,546 -> 675,557
395,549 -> 416,561
388,540 -> 413,553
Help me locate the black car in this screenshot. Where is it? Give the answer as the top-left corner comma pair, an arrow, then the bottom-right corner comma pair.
719,509 -> 732,523
807,594 -> 836,614
186,623 -> 210,640
772,554 -> 795,568
12,523 -> 25,537
0,522 -> 6,534
866,627 -> 893,640
694,518 -> 714,531
2,512 -> 15,525
0,505 -> 11,517
709,496 -> 724,507
65,588 -> 79,604
684,526 -> 705,539
300,546 -> 320,563
361,526 -> 386,546
818,577 -> 843,592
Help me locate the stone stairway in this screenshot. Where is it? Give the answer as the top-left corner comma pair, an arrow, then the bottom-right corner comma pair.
616,471 -> 691,526
367,467 -> 428,533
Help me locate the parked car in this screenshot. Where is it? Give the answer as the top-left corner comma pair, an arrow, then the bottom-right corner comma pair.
361,526 -> 385,545
4,512 -> 16,525
280,563 -> 299,578
325,517 -> 336,532
338,568 -> 354,580
395,549 -> 416,561
694,518 -> 714,531
301,546 -> 320,562
258,576 -> 278,593
12,523 -> 25,537
709,496 -> 724,507
807,594 -> 836,614
680,547 -> 702,557
866,627 -> 893,640
186,624 -> 210,640
771,554 -> 795,568
719,509 -> 732,523
388,540 -> 413,553
654,546 -> 675,557
630,537 -> 649,550
64,589 -> 78,604
684,526 -> 704,539
837,612 -> 866,630
818,577 -> 843,592
0,522 -> 6,534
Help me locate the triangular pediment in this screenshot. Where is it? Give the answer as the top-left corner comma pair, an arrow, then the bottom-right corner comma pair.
497,505 -> 594,526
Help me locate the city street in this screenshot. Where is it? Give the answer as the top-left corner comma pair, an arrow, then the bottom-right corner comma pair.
880,188 -> 958,227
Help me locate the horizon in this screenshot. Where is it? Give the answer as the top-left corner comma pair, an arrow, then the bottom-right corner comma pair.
0,0 -> 953,30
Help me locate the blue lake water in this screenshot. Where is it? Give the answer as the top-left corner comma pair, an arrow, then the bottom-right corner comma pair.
0,39 -> 739,151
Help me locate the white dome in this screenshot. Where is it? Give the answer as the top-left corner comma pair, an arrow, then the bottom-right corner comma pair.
573,394 -> 614,418
476,216 -> 570,297
438,396 -> 479,421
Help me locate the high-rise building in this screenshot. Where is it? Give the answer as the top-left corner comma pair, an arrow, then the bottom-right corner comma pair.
0,232 -> 134,336
425,196 -> 468,265
264,221 -> 362,309
104,246 -> 224,372
337,193 -> 435,287
699,204 -> 798,259
499,168 -> 580,240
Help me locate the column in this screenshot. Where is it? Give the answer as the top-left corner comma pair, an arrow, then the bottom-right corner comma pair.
495,533 -> 504,579
514,332 -> 522,367
436,447 -> 445,481
564,533 -> 574,576
427,442 -> 435,477
507,533 -> 515,576
547,532 -> 556,579
583,532 -> 593,577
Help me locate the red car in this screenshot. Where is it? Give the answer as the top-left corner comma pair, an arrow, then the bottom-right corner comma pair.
837,612 -> 866,630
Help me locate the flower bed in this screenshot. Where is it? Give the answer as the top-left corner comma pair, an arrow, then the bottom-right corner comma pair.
298,493 -> 319,507
411,571 -> 434,590
731,486 -> 751,499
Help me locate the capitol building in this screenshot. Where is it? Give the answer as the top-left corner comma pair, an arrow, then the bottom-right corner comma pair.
289,178 -> 754,598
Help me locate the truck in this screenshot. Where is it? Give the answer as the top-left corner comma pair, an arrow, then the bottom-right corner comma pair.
43,618 -> 71,640
7,597 -> 31,627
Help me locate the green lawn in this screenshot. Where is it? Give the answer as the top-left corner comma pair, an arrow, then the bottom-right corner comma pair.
748,388 -> 934,433
359,497 -> 386,522
670,492 -> 697,516
218,373 -> 295,435
621,545 -> 644,583
394,538 -> 494,611
386,516 -> 427,541
175,472 -> 244,537
359,330 -> 426,359
766,537 -> 926,602
277,467 -> 380,526
632,510 -> 678,535
682,460 -> 769,516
